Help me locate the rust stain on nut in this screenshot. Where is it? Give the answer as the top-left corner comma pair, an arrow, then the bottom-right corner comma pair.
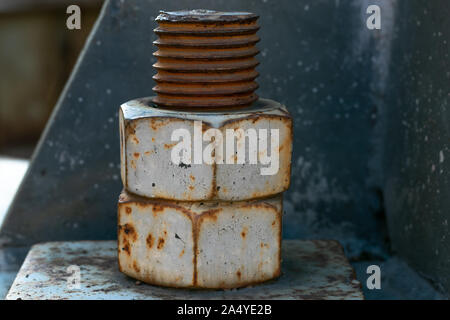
122,223 -> 137,242
152,10 -> 260,109
199,208 -> 222,221
152,204 -> 165,215
121,241 -> 131,256
146,233 -> 154,249
133,260 -> 141,273
157,237 -> 165,250
164,142 -> 178,149
241,226 -> 248,239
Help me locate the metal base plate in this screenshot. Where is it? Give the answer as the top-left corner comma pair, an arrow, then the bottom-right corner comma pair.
6,240 -> 363,300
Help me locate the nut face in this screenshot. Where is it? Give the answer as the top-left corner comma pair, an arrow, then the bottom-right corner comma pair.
120,109 -> 215,200
118,193 -> 195,287
216,114 -> 292,200
196,200 -> 282,288
120,97 -> 292,201
117,191 -> 282,288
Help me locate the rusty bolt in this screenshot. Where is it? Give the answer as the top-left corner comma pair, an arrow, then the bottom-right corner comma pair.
152,10 -> 260,109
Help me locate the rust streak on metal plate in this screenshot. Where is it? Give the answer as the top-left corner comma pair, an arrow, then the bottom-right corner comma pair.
152,10 -> 260,109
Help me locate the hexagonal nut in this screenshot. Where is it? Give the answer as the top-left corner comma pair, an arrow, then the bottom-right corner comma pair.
117,190 -> 282,289
119,97 -> 292,201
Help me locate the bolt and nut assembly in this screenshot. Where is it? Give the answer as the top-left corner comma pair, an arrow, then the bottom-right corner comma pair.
117,10 -> 292,289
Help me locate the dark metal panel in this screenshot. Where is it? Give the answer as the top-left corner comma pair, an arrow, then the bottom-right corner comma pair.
382,1 -> 450,291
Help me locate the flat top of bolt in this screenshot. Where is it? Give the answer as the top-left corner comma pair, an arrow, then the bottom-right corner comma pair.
156,9 -> 258,23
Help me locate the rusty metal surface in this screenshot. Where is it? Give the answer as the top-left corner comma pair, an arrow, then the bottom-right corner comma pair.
152,10 -> 260,109
120,97 -> 292,201
6,240 -> 363,300
118,191 -> 282,289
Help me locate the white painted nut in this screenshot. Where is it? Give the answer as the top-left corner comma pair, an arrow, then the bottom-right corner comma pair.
119,97 -> 292,201
117,190 -> 282,288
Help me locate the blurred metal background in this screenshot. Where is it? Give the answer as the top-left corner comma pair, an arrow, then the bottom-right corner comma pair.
0,0 -> 101,156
